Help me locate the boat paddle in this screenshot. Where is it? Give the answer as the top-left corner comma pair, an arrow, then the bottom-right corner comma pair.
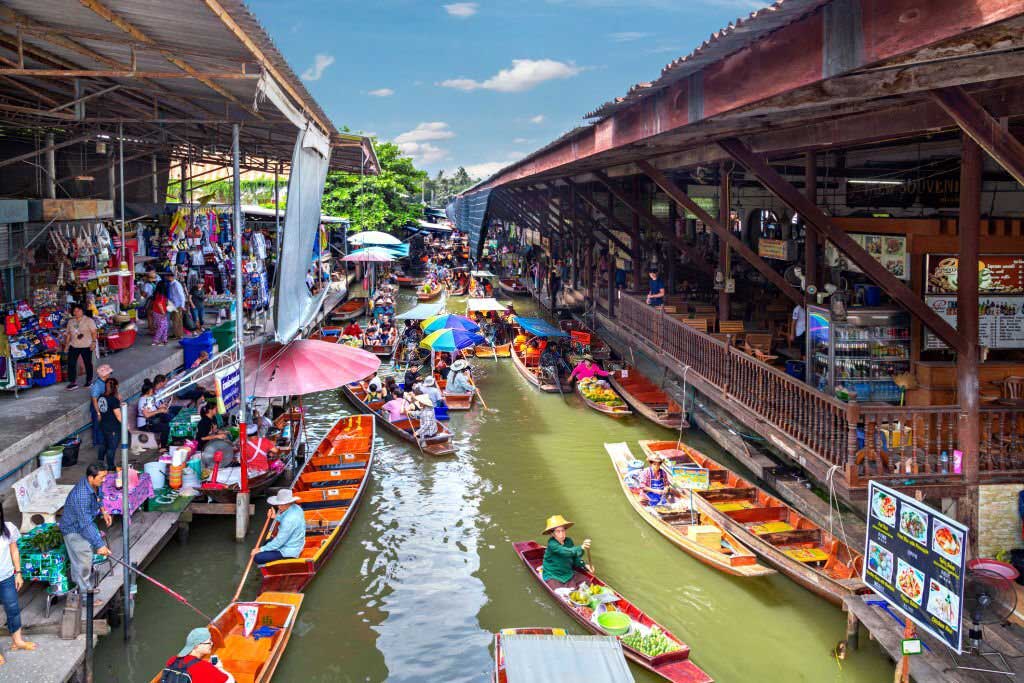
231,513 -> 273,603
402,401 -> 428,456
468,376 -> 492,412
107,554 -> 212,622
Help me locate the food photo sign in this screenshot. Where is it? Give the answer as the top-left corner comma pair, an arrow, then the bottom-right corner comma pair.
863,482 -> 968,652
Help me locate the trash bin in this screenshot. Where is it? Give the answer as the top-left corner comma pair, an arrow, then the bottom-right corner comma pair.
211,321 -> 236,352
784,360 -> 805,381
61,438 -> 81,467
180,330 -> 215,368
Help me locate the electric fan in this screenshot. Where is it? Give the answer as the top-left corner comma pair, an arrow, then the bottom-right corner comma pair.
952,567 -> 1018,677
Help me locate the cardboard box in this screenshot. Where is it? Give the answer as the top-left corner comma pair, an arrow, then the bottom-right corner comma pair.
41,199 -> 114,220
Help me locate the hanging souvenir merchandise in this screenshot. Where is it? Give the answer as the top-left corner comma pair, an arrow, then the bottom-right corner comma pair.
0,300 -> 63,390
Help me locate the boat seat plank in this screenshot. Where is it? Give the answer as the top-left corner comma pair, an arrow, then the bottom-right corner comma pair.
701,487 -> 757,502
724,506 -> 789,523
749,520 -> 794,534
783,547 -> 831,563
712,501 -> 753,512
754,529 -> 822,545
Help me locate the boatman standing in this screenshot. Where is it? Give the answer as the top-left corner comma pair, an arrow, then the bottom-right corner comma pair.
60,464 -> 113,598
251,490 -> 306,565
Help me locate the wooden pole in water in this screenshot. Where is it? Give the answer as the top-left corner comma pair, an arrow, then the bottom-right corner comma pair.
894,618 -> 914,683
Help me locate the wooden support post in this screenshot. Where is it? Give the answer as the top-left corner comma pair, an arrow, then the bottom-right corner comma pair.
151,155 -> 158,204
631,176 -> 642,289
718,163 -> 731,321
179,160 -> 187,205
45,133 -> 56,198
931,86 -> 1024,186
958,134 -> 981,549
804,152 -> 819,294
845,608 -> 860,650
235,491 -> 250,540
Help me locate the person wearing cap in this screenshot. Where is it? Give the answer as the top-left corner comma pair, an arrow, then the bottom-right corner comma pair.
160,627 -> 234,683
446,359 -> 474,395
568,354 -> 609,383
251,490 -> 305,566
89,364 -> 114,448
540,515 -> 592,589
638,452 -> 671,506
420,375 -> 444,407
407,394 -> 439,444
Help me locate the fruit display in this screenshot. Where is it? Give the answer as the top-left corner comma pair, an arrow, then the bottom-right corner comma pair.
578,377 -> 626,407
621,626 -> 681,658
568,590 -> 591,606
339,335 -> 363,348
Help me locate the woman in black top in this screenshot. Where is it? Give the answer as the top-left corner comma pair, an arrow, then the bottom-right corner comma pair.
96,378 -> 122,469
196,403 -> 227,444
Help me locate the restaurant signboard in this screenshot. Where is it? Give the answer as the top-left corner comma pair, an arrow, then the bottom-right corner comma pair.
863,482 -> 968,652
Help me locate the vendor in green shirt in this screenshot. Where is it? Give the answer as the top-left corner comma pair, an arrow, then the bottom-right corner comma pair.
540,514 -> 592,589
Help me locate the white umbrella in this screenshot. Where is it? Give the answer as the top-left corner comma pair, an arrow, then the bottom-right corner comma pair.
348,230 -> 402,246
342,247 -> 395,262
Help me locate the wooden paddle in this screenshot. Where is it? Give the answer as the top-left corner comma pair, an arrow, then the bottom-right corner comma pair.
403,401 -> 428,456
232,513 -> 273,603
468,376 -> 491,411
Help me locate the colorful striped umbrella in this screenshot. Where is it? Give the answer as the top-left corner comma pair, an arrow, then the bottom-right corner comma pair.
419,328 -> 486,353
421,314 -> 480,334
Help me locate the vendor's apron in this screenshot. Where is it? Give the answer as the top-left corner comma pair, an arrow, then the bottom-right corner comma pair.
645,471 -> 668,506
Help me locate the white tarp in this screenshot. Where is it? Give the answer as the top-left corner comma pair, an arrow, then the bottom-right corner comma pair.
466,298 -> 510,312
501,635 -> 635,683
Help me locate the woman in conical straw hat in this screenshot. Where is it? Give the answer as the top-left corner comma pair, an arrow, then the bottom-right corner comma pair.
540,514 -> 592,589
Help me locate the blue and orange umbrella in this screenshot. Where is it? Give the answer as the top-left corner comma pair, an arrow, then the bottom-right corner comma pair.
421,314 -> 480,334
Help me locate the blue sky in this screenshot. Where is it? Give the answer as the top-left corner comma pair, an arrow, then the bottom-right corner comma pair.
249,0 -> 767,179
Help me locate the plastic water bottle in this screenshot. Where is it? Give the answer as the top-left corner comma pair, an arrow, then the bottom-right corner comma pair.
282,423 -> 292,441
939,450 -> 949,474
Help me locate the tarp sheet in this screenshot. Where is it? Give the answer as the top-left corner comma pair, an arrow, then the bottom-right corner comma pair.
515,316 -> 567,338
395,303 -> 445,320
446,189 -> 491,255
501,635 -> 635,683
466,298 -> 510,313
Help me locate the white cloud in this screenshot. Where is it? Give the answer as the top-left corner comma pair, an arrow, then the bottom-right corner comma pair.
529,114 -> 545,124
439,59 -> 582,93
512,137 -> 531,144
444,2 -> 479,17
463,161 -> 511,178
368,88 -> 395,97
301,53 -> 335,82
610,31 -> 651,42
394,122 -> 455,145
399,142 -> 449,165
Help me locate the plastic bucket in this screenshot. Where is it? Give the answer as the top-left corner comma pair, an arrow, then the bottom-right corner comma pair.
143,461 -> 167,490
39,451 -> 63,480
61,438 -> 81,467
181,468 -> 201,489
180,331 -> 215,369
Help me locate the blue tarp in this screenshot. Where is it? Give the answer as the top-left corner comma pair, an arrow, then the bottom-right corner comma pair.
446,189 -> 492,256
514,317 -> 567,338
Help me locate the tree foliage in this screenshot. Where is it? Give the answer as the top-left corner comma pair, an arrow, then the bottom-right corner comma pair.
321,139 -> 427,234
423,167 -> 478,206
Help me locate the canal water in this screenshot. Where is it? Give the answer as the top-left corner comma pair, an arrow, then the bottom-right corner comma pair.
95,293 -> 892,682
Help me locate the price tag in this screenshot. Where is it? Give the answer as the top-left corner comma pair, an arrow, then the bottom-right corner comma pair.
901,639 -> 922,656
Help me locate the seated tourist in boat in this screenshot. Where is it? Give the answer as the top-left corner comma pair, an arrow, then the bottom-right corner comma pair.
382,394 -> 410,423
447,360 -> 474,394
366,376 -> 385,402
383,377 -> 401,401
420,376 -> 444,406
568,355 -> 610,383
161,627 -> 235,683
524,339 -> 542,365
513,330 -> 528,352
539,344 -> 563,374
435,352 -> 451,379
362,322 -> 379,345
403,363 -> 422,392
251,490 -> 305,566
407,394 -> 439,444
541,515 -> 592,589
342,320 -> 362,337
639,452 -> 671,506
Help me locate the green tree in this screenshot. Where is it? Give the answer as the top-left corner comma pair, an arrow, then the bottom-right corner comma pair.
423,166 -> 479,206
321,139 -> 426,233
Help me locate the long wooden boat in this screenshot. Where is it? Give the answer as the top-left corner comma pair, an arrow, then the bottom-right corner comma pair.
258,415 -> 375,593
417,283 -> 443,302
639,440 -> 866,606
609,367 -> 685,430
364,338 -> 399,359
510,342 -> 572,393
327,297 -> 367,323
497,277 -> 528,296
150,591 -> 302,683
513,541 -> 713,683
461,343 -> 511,359
448,282 -> 468,296
341,381 -> 456,456
396,275 -> 423,288
605,443 -> 773,577
443,390 -> 475,410
203,409 -> 303,504
576,378 -> 633,418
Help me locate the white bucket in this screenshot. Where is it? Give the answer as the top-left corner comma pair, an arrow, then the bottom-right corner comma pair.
143,461 -> 167,490
39,451 -> 63,480
181,468 -> 201,489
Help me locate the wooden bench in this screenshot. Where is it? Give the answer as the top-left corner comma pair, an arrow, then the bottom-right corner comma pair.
679,318 -> 708,333
13,466 -> 74,532
743,332 -> 778,363
719,320 -> 745,335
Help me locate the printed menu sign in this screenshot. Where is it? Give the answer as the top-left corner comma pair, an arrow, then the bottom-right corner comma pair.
926,254 -> 1024,294
863,482 -> 968,652
826,234 -> 909,280
924,295 -> 1024,349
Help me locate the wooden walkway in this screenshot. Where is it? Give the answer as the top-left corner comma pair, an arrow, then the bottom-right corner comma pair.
844,594 -> 1024,682
0,510 -> 185,682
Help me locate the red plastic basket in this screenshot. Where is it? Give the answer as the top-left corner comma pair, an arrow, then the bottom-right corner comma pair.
105,329 -> 137,351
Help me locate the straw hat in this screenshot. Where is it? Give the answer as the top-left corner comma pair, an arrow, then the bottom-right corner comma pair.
422,376 -> 437,387
413,394 -> 433,408
267,489 -> 299,506
582,354 -> 594,362
450,359 -> 469,372
542,514 -> 574,535
647,452 -> 665,462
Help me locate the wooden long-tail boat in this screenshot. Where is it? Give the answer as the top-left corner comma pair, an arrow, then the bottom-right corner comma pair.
341,381 -> 456,456
497,278 -> 528,296
448,281 -> 468,296
609,367 -> 685,430
443,390 -> 475,410
513,541 -> 713,683
396,275 -> 423,288
605,443 -> 773,577
202,409 -> 302,504
461,343 -> 511,359
576,378 -> 632,418
510,341 -> 572,393
417,283 -> 443,301
258,415 -> 375,593
327,297 -> 366,323
639,440 -> 866,606
150,591 -> 302,683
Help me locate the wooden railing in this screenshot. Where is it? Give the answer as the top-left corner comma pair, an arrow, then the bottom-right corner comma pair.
609,293 -> 1024,489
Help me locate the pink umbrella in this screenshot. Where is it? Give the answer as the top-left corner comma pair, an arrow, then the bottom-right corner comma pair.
244,339 -> 380,397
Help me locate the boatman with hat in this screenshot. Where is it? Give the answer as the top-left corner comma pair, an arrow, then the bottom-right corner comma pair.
160,627 -> 235,683
540,515 -> 592,589
446,359 -> 475,395
251,490 -> 306,566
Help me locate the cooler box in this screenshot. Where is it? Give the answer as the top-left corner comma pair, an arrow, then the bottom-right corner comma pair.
105,328 -> 137,351
180,331 -> 215,368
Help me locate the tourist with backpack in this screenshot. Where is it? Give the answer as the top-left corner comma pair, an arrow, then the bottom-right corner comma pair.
160,627 -> 234,683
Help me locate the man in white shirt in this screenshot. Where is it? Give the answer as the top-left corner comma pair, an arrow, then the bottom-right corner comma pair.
788,303 -> 807,350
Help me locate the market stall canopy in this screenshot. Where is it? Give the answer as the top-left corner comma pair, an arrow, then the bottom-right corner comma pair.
500,635 -> 635,683
466,298 -> 511,313
417,219 -> 453,232
240,205 -> 347,225
471,270 -> 496,278
342,247 -> 395,262
395,303 -> 445,320
514,317 -> 568,338
421,314 -> 480,334
419,328 -> 486,353
348,231 -> 402,246
244,340 -> 380,397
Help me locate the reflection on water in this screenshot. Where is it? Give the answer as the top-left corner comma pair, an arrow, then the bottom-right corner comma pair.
96,293 -> 892,682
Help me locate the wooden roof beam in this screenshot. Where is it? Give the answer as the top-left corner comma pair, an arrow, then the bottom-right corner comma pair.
719,137 -> 963,352
930,85 -> 1024,186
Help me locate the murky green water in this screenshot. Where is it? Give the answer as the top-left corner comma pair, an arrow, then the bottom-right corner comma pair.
96,293 -> 892,682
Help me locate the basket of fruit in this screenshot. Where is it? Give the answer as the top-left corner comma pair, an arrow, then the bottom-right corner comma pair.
621,626 -> 681,659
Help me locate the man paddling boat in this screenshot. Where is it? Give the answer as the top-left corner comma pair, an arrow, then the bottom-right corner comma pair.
540,515 -> 592,589
251,490 -> 306,566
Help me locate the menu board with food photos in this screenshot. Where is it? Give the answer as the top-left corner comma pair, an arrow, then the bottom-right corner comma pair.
924,255 -> 1024,349
926,254 -> 1024,294
864,482 -> 968,652
825,234 -> 909,280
